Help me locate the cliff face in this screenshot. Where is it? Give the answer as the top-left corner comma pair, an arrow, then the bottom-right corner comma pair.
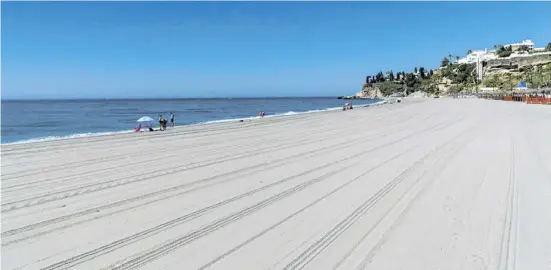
359,85 -> 384,98
485,53 -> 551,73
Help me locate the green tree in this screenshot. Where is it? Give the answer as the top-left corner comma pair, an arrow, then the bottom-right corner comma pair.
524,65 -> 551,88
388,70 -> 395,81
498,49 -> 512,58
441,57 -> 450,67
467,49 -> 473,55
483,74 -> 500,88
378,81 -> 404,96
404,73 -> 420,92
419,67 -> 426,79
414,67 -> 418,74
420,78 -> 438,94
375,71 -> 385,82
365,76 -> 371,84
451,63 -> 476,84
546,42 -> 551,51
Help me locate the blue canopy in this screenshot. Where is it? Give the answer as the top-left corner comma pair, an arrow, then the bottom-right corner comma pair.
516,81 -> 527,88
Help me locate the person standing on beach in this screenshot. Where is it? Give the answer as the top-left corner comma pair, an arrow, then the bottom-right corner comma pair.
170,112 -> 175,128
159,114 -> 166,131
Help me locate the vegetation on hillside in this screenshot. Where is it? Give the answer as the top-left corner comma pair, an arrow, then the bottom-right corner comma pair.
362,41 -> 551,97
494,45 -> 513,57
482,64 -> 551,90
363,67 -> 436,96
362,61 -> 478,96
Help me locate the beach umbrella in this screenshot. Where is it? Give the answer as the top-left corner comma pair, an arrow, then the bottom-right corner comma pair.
137,116 -> 154,122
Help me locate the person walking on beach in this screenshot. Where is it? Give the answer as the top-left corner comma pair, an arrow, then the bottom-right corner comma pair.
170,112 -> 175,128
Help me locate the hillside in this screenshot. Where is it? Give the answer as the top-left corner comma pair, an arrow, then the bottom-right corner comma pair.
481,53 -> 551,91
356,44 -> 551,98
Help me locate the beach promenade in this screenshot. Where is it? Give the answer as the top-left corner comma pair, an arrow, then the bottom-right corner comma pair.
2,98 -> 550,270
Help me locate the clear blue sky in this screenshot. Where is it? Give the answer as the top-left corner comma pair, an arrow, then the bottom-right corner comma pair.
2,1 -> 550,99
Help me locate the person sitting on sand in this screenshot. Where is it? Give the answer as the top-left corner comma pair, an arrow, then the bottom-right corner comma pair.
159,115 -> 168,131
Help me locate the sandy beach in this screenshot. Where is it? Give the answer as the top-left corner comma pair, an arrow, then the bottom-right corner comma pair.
2,98 -> 550,270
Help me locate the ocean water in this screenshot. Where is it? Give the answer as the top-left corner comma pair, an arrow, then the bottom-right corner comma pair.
1,97 -> 380,144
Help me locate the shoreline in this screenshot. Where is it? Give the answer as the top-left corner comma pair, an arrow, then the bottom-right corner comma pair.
2,99 -> 385,146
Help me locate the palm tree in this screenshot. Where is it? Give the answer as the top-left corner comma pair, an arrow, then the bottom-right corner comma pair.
518,45 -> 530,53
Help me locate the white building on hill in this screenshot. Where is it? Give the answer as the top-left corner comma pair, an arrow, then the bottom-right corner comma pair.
505,39 -> 534,51
456,39 -> 543,64
457,49 -> 498,64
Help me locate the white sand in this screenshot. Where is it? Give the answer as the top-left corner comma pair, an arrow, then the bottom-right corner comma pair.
2,99 -> 550,270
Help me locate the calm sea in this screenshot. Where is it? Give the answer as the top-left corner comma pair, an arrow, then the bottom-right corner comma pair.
1,97 -> 379,144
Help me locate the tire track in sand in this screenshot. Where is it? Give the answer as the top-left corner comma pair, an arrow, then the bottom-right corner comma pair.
3,115 -> 429,242
40,119 -> 446,270
497,139 -> 519,270
281,130 -> 467,270
2,122 -> 401,244
2,114 -> 364,180
1,123 -> 375,212
2,115 -> 432,213
197,144 -> 421,270
346,128 -> 479,270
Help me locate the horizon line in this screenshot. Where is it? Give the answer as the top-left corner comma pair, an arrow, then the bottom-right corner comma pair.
1,96 -> 341,102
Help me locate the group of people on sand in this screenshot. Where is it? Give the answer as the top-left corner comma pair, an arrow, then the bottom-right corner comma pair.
342,103 -> 353,111
158,112 -> 175,131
